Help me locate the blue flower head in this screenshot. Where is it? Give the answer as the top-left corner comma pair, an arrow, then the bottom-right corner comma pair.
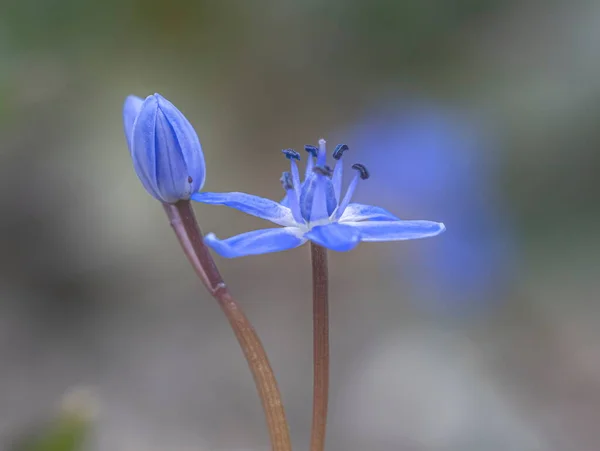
343,101 -> 515,312
123,93 -> 206,203
192,139 -> 445,257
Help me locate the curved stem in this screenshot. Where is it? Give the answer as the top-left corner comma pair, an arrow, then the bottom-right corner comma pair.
309,243 -> 329,451
163,200 -> 292,451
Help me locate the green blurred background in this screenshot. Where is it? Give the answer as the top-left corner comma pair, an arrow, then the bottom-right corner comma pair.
1,0 -> 600,450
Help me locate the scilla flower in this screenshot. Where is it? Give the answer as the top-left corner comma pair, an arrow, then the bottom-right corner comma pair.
192,139 -> 445,257
123,93 -> 206,203
345,102 -> 515,312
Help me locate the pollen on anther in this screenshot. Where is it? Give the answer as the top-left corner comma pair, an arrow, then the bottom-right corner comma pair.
280,172 -> 294,190
333,144 -> 349,160
313,165 -> 333,177
304,145 -> 318,157
351,163 -> 370,180
282,149 -> 300,160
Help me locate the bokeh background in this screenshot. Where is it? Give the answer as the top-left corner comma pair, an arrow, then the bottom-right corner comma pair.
1,0 -> 600,450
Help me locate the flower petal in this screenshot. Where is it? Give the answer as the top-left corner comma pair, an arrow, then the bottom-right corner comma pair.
344,220 -> 446,241
338,203 -> 400,222
205,227 -> 306,258
123,95 -> 143,151
154,94 -> 206,193
153,98 -> 192,200
305,223 -> 362,252
130,95 -> 160,199
192,192 -> 297,227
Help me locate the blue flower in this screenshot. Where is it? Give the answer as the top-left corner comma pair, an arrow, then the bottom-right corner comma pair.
123,93 -> 206,203
192,139 -> 445,257
340,101 -> 515,312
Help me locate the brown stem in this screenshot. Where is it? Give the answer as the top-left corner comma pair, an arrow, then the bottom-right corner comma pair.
309,243 -> 329,451
163,200 -> 292,451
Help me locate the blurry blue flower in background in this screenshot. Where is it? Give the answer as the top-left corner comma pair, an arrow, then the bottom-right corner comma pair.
341,100 -> 516,313
123,93 -> 206,203
193,140 -> 445,257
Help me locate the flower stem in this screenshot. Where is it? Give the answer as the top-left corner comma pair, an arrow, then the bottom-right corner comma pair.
163,200 -> 292,451
309,243 -> 329,451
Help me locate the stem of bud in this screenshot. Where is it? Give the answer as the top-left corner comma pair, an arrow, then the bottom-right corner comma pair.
163,200 -> 292,451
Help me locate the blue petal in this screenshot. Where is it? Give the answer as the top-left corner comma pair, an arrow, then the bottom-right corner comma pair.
205,227 -> 306,258
123,95 -> 143,151
345,220 -> 446,241
338,203 -> 400,222
153,97 -> 191,200
131,95 -> 160,200
155,94 -> 205,193
192,192 -> 298,227
305,223 -> 361,252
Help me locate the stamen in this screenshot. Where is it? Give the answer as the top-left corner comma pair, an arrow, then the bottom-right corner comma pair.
280,171 -> 303,224
332,161 -> 343,203
304,145 -> 318,158
334,164 -> 369,220
329,146 -> 348,202
332,144 -> 349,160
290,155 -> 302,205
317,138 -> 327,166
304,145 -> 317,179
331,146 -> 348,202
313,165 -> 333,177
351,163 -> 370,179
280,172 -> 294,191
282,148 -> 300,160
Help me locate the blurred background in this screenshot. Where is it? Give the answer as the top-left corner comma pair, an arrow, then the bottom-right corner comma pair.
1,0 -> 599,450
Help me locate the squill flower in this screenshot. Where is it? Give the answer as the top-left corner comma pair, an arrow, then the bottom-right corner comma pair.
123,93 -> 206,203
192,139 -> 445,257
343,102 -> 515,311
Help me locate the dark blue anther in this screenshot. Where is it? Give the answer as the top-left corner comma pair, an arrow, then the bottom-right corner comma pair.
332,144 -> 349,160
280,171 -> 294,190
304,145 -> 318,158
282,148 -> 300,160
313,165 -> 333,177
351,163 -> 369,180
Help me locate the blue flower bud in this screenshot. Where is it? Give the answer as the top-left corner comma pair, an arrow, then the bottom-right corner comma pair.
123,93 -> 206,203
